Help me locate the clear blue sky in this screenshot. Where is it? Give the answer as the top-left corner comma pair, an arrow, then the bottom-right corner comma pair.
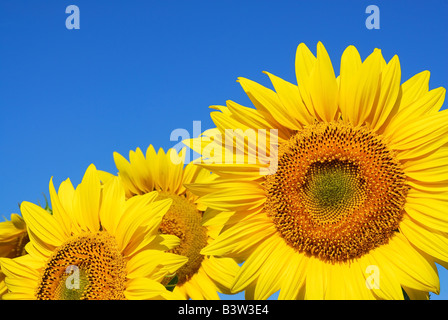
0,0 -> 446,300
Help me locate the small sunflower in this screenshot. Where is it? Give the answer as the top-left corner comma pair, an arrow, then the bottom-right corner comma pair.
0,164 -> 188,300
185,42 -> 447,300
106,145 -> 240,299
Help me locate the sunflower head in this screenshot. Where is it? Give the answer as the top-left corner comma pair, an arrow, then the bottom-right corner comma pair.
0,164 -> 188,300
108,145 -> 240,299
185,42 -> 447,300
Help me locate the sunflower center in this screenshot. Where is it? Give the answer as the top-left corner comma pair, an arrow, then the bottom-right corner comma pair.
303,160 -> 366,223
36,232 -> 127,300
157,192 -> 208,286
265,121 -> 408,262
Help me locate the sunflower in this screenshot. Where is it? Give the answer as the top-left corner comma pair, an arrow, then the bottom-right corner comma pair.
185,42 -> 447,300
105,145 -> 240,299
0,214 -> 29,297
0,164 -> 188,300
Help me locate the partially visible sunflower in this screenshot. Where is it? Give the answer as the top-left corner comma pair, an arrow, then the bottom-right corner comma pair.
0,164 -> 188,300
0,214 -> 28,297
185,42 -> 447,300
105,145 -> 240,299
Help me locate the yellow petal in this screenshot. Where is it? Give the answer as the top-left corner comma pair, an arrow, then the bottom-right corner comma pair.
400,70 -> 430,110
278,251 -> 308,300
322,262 -> 344,299
97,170 -> 115,184
56,178 -> 75,217
405,194 -> 448,233
307,42 -> 339,122
406,86 -> 445,115
376,233 -> 439,293
72,164 -> 101,232
339,45 -> 362,121
361,251 -> 404,300
402,147 -> 448,172
0,255 -> 40,280
129,147 -> 153,193
388,109 -> 448,152
113,152 -> 140,198
339,258 -> 377,300
304,256 -> 328,299
181,272 -> 219,300
396,134 -> 448,160
264,71 -> 311,129
20,201 -> 65,249
402,286 -> 430,300
202,208 -> 235,227
385,87 -> 446,137
117,195 -> 171,255
403,147 -> 448,182
237,77 -> 293,138
166,148 -> 186,194
49,177 -> 72,237
345,48 -> 383,127
126,249 -> 187,280
144,144 -> 158,189
254,238 -> 292,299
125,277 -> 178,300
197,163 -> 266,179
201,256 -> 240,295
99,176 -> 125,234
231,235 -> 283,293
371,55 -> 402,132
400,217 -> 448,263
155,148 -> 170,191
225,100 -> 290,141
202,218 -> 276,262
295,42 -> 316,109
189,179 -> 265,212
156,234 -> 181,251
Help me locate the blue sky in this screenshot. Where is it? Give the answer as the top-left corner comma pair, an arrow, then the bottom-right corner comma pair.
0,0 -> 447,300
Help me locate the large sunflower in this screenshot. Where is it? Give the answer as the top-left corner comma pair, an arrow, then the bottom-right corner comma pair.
185,42 -> 448,300
0,164 -> 188,300
105,145 -> 240,299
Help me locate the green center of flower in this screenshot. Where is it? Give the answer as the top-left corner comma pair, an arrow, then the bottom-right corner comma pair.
303,160 -> 366,223
157,192 -> 208,286
36,232 -> 127,300
55,268 -> 90,300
